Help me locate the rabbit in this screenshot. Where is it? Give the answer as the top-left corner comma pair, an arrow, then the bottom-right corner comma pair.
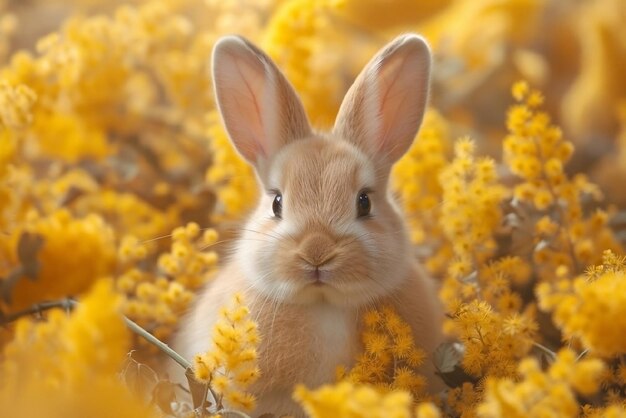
172,33 -> 445,417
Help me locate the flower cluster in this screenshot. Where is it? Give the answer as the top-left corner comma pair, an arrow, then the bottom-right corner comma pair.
117,222 -> 219,342
341,306 -> 428,401
2,0 -> 626,417
537,250 -> 626,357
1,209 -> 116,311
448,300 -> 536,379
409,81 -> 624,416
504,81 -> 619,277
263,0 -> 344,128
294,381 -> 441,418
477,349 -> 605,418
392,110 -> 451,256
0,280 -> 157,418
439,137 -> 507,276
205,113 -> 258,219
0,81 -> 36,130
193,293 -> 261,412
436,136 -> 513,325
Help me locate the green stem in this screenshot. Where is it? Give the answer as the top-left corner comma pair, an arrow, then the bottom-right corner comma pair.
122,316 -> 190,369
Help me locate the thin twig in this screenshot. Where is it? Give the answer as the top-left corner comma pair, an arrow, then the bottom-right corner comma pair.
1,298 -> 192,369
123,315 -> 220,409
575,348 -> 589,362
123,316 -> 190,369
2,297 -> 225,414
0,298 -> 77,325
219,409 -> 253,418
533,342 -> 557,360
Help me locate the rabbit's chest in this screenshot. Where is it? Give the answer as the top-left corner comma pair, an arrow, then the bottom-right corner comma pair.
307,305 -> 359,383
254,303 -> 360,390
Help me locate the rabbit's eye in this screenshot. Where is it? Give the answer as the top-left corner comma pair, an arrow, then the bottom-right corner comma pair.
272,193 -> 283,218
357,192 -> 371,218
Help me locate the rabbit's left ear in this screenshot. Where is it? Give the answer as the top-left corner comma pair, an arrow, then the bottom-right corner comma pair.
212,36 -> 312,170
333,34 -> 431,166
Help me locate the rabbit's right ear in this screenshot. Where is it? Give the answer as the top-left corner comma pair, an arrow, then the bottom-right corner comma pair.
212,36 -> 312,170
333,35 -> 431,168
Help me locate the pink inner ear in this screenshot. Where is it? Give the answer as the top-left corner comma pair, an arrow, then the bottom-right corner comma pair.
214,45 -> 271,162
332,35 -> 430,165
377,52 -> 427,157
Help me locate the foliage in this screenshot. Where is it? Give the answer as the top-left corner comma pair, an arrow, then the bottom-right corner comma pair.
339,306 -> 428,400
1,0 -> 626,417
193,293 -> 261,412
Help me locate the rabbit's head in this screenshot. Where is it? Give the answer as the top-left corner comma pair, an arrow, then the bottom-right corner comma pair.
212,34 -> 430,307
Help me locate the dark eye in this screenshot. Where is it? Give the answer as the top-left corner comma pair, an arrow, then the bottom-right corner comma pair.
273,193 -> 283,218
357,192 -> 371,218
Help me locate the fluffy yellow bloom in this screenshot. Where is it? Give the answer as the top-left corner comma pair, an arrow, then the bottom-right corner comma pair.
2,209 -> 116,311
205,112 -> 258,219
504,81 -> 621,278
262,0 -> 343,128
440,137 -> 507,273
446,382 -> 480,418
120,222 -> 219,342
0,81 -> 36,130
1,1 -> 626,417
31,112 -> 110,163
447,300 -> 535,378
392,110 -> 451,251
477,349 -> 605,418
193,293 -> 261,412
77,190 -> 177,242
294,381 -> 413,418
436,135 -> 515,333
342,306 -> 428,401
538,250 -> 626,357
0,280 -> 156,418
415,402 -> 441,418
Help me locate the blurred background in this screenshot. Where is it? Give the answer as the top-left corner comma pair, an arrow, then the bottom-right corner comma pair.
0,1 -> 625,415
3,0 -> 625,198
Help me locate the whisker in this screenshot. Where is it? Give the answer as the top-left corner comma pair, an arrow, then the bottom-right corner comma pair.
197,237 -> 277,252
140,226 -> 220,245
140,233 -> 174,244
239,228 -> 284,242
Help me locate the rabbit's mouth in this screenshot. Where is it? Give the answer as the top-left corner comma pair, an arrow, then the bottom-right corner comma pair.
306,267 -> 332,283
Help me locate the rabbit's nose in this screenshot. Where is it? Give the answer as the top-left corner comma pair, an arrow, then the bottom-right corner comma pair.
297,233 -> 337,267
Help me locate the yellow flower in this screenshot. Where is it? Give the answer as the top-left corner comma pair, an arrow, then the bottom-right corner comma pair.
415,402 -> 441,418
294,381 -> 413,418
343,306 -> 428,401
538,251 -> 626,357
478,349 -> 604,418
504,81 -> 621,281
192,293 -> 260,412
0,81 -> 36,130
0,280 -> 156,418
511,80 -> 529,101
262,0 -> 344,128
205,112 -> 258,219
392,110 -> 451,251
4,209 -> 116,311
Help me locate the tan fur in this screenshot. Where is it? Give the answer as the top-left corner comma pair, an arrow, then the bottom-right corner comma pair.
172,34 -> 442,417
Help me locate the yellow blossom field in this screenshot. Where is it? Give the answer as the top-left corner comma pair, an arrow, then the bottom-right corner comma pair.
1,0 -> 626,417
